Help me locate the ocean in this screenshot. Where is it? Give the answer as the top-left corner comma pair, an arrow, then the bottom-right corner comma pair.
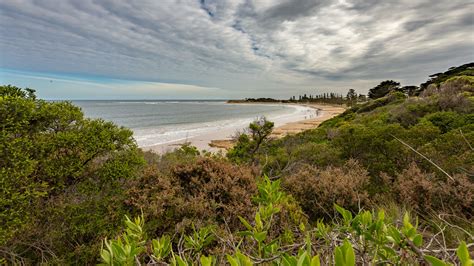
73,100 -> 315,148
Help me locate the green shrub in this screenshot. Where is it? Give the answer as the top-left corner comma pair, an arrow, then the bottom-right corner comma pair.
357,91 -> 406,113
227,117 -> 274,164
0,85 -> 144,262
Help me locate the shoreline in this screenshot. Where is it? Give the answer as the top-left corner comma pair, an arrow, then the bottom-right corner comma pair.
210,103 -> 346,150
143,103 -> 346,154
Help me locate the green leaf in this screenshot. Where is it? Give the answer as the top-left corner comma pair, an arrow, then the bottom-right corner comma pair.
255,212 -> 263,230
457,241 -> 473,266
200,255 -> 214,266
424,255 -> 450,266
334,204 -> 352,224
175,256 -> 189,266
227,255 -> 239,266
254,231 -> 267,243
413,234 -> 423,247
334,246 -> 344,266
403,212 -> 413,229
344,241 -> 355,266
236,252 -> 253,266
238,216 -> 253,231
297,251 -> 309,266
377,210 -> 385,221
100,249 -> 112,265
310,255 -> 321,266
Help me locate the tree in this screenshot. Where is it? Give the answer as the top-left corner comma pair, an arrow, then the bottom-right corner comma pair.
0,85 -> 144,245
399,86 -> 419,96
368,80 -> 400,99
227,117 -> 274,163
346,89 -> 357,106
358,94 -> 367,102
420,62 -> 474,90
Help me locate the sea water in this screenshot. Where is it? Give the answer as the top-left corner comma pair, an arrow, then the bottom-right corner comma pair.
73,100 -> 315,147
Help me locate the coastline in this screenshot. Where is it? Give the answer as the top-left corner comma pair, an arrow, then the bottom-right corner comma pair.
144,103 -> 346,154
270,103 -> 346,138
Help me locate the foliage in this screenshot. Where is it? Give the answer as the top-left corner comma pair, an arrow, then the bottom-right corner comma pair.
391,163 -> 473,216
399,85 -> 420,96
0,85 -> 144,263
227,117 -> 274,164
357,90 -> 406,113
243,65 -> 473,220
368,80 -> 401,99
346,88 -> 358,106
2,63 -> 474,264
234,89 -> 364,105
125,157 -> 257,234
420,62 -> 474,90
99,215 -> 146,266
98,177 -> 472,265
283,160 -> 370,220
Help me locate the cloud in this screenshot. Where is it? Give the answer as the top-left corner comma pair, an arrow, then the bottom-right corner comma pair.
0,0 -> 473,98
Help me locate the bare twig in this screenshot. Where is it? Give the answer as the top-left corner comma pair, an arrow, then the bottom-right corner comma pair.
422,242 -> 474,253
437,214 -> 474,240
459,129 -> 473,151
390,134 -> 455,181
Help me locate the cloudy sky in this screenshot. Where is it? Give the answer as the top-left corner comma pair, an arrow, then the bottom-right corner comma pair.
0,0 -> 473,99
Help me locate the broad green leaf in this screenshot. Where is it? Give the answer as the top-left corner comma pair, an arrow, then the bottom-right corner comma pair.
254,231 -> 267,243
297,251 -> 309,266
227,255 -> 239,266
424,255 -> 450,266
236,252 -> 253,266
344,240 -> 356,266
310,255 -> 321,266
175,256 -> 189,266
334,246 -> 344,266
200,255 -> 214,266
282,254 -> 297,266
413,234 -> 423,247
457,241 -> 473,266
403,212 -> 413,229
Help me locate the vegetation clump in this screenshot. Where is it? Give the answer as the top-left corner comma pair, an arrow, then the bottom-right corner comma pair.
1,63 -> 473,264
98,176 -> 472,265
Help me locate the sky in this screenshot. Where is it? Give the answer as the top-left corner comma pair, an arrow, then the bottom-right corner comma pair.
0,0 -> 473,99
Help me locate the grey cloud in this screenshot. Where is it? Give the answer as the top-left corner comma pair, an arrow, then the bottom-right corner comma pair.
0,0 -> 473,98
404,19 -> 434,32
259,0 -> 331,25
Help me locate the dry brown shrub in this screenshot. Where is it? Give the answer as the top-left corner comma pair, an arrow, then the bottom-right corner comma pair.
420,84 -> 440,97
394,163 -> 473,217
125,158 -> 257,234
437,77 -> 473,112
282,159 -> 370,220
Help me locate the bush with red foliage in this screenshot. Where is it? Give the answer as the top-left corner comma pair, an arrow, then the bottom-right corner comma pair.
125,157 -> 257,235
282,160 -> 370,220
393,163 -> 473,218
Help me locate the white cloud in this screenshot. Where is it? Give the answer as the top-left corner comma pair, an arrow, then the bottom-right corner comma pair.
0,0 -> 472,98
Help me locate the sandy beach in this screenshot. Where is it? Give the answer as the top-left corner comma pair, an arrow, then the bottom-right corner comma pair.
270,104 -> 346,138
144,103 -> 346,154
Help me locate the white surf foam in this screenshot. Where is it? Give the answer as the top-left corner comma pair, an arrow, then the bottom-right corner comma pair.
135,104 -> 318,148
